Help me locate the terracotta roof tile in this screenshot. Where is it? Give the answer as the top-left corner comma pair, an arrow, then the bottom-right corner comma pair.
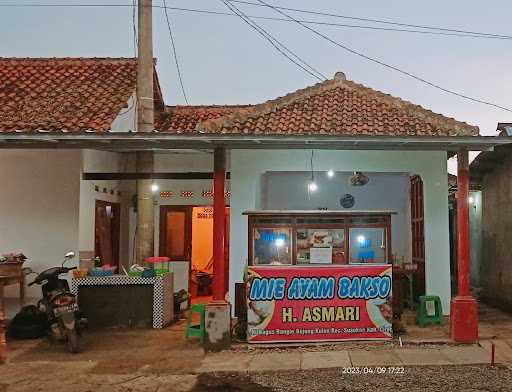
191,72 -> 479,137
0,58 -> 140,132
155,105 -> 253,134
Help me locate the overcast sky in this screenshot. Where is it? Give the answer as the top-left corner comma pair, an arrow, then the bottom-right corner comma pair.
2,0 -> 511,170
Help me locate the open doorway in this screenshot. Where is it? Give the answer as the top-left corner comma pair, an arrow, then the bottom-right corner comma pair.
159,205 -> 230,305
94,200 -> 120,269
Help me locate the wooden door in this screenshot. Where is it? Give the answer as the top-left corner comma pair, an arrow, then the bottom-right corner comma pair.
410,175 -> 426,296
94,200 -> 121,268
159,206 -> 193,261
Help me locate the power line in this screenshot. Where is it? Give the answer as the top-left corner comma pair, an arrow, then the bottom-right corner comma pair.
254,0 -> 512,113
0,2 -> 511,40
231,0 -> 512,40
221,0 -> 326,81
162,0 -> 189,104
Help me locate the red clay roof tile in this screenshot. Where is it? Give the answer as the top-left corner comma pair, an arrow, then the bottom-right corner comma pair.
0,58 -> 142,132
188,72 -> 478,136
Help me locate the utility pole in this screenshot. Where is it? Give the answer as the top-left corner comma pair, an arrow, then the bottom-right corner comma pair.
136,0 -> 155,263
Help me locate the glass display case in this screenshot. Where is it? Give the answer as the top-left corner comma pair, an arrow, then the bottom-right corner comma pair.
246,211 -> 393,266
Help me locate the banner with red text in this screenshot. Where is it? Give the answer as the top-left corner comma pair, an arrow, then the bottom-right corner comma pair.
246,265 -> 392,343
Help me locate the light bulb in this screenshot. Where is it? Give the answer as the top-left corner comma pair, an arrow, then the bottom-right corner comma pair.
308,182 -> 318,192
327,170 -> 335,178
151,183 -> 159,193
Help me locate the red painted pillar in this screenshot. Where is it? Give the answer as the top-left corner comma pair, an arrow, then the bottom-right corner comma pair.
450,149 -> 478,342
457,150 -> 471,297
212,147 -> 226,302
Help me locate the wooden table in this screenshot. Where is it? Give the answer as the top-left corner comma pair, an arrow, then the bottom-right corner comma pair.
0,275 -> 9,364
0,262 -> 25,302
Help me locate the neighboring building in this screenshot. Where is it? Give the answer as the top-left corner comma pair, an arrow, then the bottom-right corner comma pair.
0,57 -> 505,321
470,129 -> 512,310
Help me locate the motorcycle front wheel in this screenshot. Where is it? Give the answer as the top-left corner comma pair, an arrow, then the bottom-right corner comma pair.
65,329 -> 80,353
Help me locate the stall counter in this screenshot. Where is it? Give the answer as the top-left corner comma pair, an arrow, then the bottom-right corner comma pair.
71,274 -> 173,329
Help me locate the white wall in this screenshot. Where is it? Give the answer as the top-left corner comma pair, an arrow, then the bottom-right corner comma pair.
0,150 -> 81,298
79,150 -> 135,269
229,150 -> 451,314
263,171 -> 411,260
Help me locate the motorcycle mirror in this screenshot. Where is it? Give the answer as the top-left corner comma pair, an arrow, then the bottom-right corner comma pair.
22,267 -> 34,275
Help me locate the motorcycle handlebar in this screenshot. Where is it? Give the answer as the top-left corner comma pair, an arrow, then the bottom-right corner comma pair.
27,267 -> 77,286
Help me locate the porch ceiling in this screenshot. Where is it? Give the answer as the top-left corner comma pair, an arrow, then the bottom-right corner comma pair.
0,133 -> 510,152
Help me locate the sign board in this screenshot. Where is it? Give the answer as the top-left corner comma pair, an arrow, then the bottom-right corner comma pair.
246,265 -> 392,343
310,247 -> 333,264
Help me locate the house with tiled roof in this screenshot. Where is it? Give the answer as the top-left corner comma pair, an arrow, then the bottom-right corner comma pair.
1,57 -> 509,340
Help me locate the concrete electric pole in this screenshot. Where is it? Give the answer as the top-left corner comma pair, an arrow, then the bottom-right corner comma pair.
136,0 -> 155,263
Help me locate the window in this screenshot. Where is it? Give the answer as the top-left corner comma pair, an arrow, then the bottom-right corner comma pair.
253,227 -> 292,265
247,213 -> 392,266
296,228 -> 345,265
349,227 -> 387,264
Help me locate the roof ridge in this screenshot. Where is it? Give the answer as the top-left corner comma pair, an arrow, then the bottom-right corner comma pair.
196,73 -> 479,135
0,57 -> 137,66
167,104 -> 254,110
196,78 -> 340,133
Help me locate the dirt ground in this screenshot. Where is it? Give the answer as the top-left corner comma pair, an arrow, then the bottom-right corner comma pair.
4,321 -> 204,374
192,366 -> 512,392
3,303 -> 512,391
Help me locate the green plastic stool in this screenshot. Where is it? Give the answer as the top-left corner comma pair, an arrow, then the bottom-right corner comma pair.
416,295 -> 444,327
186,303 -> 206,344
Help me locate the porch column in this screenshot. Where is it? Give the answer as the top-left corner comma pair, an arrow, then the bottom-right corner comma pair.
450,149 -> 478,342
212,147 -> 226,301
205,147 -> 231,352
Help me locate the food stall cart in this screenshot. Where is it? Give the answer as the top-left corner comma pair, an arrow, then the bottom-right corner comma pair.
244,210 -> 395,343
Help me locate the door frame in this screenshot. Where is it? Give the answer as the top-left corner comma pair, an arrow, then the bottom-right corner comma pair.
158,205 -> 193,261
94,199 -> 121,269
159,204 -> 231,300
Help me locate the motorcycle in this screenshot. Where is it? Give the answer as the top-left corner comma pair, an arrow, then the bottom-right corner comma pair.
27,251 -> 87,353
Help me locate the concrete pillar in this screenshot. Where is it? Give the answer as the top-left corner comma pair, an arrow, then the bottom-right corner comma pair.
136,151 -> 154,263
137,0 -> 154,133
135,0 -> 155,263
205,302 -> 231,352
450,149 -> 478,342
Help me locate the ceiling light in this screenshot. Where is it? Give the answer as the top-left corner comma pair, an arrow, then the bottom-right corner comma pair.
308,182 -> 318,192
327,170 -> 335,178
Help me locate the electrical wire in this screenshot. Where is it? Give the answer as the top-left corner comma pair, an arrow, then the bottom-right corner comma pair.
162,0 -> 190,104
0,2 -> 510,40
222,0 -> 326,81
231,0 -> 512,40
254,0 -> 512,113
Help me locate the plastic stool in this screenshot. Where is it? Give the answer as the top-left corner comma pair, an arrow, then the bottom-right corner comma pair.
416,295 -> 444,327
186,303 -> 206,344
